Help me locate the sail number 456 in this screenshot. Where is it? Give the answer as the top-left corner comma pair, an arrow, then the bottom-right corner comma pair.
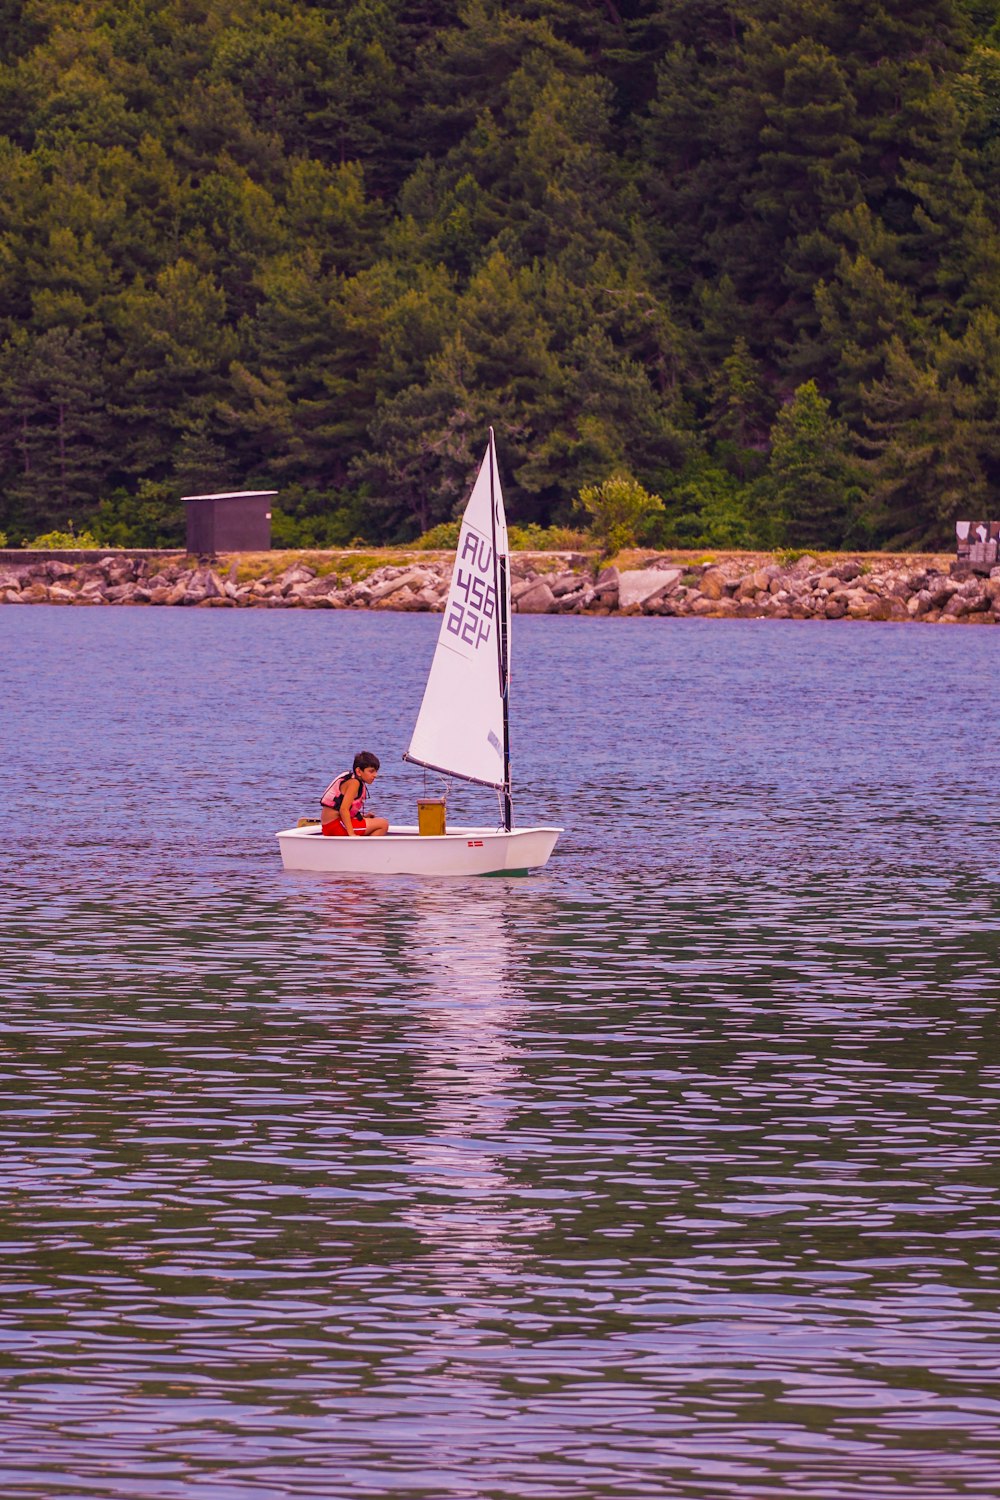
447,566 -> 496,650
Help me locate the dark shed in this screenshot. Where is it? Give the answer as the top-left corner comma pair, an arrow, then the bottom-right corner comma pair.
183,490 -> 276,553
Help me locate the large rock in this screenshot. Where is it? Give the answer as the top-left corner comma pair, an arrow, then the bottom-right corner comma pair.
846,589 -> 878,618
515,580 -> 557,613
926,578 -> 958,609
692,595 -> 740,616
512,574 -> 541,601
866,597 -> 907,621
369,568 -> 432,602
590,566 -> 620,607
183,567 -> 224,603
555,584 -> 591,612
618,566 -> 681,609
102,560 -> 138,585
549,570 -> 583,597
698,567 -> 729,600
300,574 -> 341,599
381,586 -> 426,611
276,564 -> 316,593
943,593 -> 981,618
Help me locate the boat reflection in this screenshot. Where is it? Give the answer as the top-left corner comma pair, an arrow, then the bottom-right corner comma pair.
399,884 -> 550,1287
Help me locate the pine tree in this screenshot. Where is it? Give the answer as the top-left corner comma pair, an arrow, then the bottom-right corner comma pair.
813,220 -> 923,425
108,259 -> 238,486
351,337 -> 483,537
0,324 -> 111,532
765,380 -> 860,547
860,337 -> 985,545
710,336 -> 774,450
936,305 -> 1000,498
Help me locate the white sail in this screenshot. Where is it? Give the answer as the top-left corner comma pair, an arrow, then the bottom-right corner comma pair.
405,434 -> 511,789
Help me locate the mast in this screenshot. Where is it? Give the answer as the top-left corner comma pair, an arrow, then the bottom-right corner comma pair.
489,427 -> 513,831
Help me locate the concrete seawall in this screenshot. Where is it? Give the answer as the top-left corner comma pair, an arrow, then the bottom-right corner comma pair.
1,549 -> 995,623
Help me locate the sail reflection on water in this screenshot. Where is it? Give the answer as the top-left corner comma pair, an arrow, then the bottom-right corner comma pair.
399,886 -> 551,1281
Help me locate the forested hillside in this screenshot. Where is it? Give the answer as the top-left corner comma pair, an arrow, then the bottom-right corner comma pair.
1,0 -> 999,549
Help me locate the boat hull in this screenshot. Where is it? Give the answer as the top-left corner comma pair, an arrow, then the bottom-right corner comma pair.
275,824 -> 562,877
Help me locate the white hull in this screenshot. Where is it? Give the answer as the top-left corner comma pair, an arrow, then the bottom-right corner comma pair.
276,823 -> 561,877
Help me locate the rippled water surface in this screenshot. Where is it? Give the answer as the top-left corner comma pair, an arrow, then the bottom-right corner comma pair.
3,607 -> 1000,1499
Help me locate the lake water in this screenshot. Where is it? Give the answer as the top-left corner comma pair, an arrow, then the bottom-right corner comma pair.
3,607 -> 1000,1500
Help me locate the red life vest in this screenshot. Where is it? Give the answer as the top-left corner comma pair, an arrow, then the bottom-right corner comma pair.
320,771 -> 368,820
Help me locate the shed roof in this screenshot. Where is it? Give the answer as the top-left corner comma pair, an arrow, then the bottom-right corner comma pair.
181,489 -> 278,502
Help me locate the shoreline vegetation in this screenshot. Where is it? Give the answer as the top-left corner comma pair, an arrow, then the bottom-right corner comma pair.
2,7 -> 999,555
3,548 -> 997,624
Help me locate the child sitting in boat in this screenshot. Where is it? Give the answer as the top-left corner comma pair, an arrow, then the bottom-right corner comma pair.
320,751 -> 389,838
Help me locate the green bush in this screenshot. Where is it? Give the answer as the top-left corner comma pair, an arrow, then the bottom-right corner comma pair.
270,488 -> 374,548
28,528 -> 99,549
576,473 -> 665,556
651,461 -> 760,549
269,507 -> 308,549
91,482 -> 184,548
507,523 -> 587,551
413,520 -> 460,550
413,520 -> 587,552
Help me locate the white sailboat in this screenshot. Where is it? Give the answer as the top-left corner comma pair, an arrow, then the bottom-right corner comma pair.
275,429 -> 562,876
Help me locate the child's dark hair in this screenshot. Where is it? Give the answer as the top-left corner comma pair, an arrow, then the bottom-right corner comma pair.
354,750 -> 380,773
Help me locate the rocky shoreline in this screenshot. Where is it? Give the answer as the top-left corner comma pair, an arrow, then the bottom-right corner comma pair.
1,549 -> 996,622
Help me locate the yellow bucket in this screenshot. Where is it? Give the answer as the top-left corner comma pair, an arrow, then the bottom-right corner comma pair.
417,799 -> 446,836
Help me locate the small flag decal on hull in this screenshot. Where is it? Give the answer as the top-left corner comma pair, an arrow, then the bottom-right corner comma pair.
467,839 -> 484,848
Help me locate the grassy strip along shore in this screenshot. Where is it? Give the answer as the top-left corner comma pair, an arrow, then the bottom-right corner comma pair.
1,548 -> 995,624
